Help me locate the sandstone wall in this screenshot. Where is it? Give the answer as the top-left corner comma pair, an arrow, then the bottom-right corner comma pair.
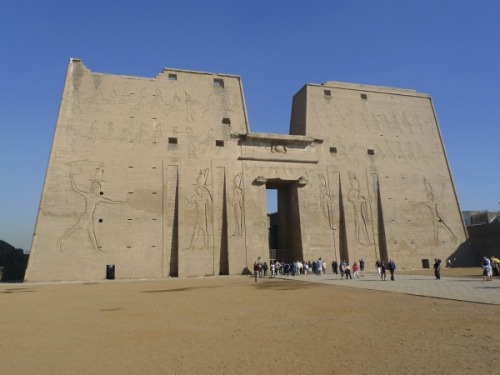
25,60 -> 472,282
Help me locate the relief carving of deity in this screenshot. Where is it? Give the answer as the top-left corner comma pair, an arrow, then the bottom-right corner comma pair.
184,169 -> 213,250
424,178 -> 457,243
319,174 -> 337,231
347,172 -> 373,246
228,172 -> 244,237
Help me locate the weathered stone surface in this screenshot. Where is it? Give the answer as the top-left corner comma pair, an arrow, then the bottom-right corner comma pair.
25,59 -> 472,281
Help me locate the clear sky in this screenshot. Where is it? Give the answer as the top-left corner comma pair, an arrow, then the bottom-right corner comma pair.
1,0 -> 499,252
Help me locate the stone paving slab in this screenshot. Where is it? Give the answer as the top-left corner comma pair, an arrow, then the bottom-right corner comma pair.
279,273 -> 500,305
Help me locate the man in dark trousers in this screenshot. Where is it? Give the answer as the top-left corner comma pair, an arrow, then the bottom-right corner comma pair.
332,260 -> 338,275
433,258 -> 441,280
380,261 -> 387,281
388,259 -> 396,281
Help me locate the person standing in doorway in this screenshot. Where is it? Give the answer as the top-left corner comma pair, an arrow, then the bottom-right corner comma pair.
263,262 -> 268,277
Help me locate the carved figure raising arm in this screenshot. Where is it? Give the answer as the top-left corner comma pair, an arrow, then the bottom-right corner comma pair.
59,174 -> 122,252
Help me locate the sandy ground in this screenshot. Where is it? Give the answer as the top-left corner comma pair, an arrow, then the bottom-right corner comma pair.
1,268 -> 498,374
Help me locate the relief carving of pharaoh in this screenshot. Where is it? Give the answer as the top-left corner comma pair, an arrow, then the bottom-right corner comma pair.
184,169 -> 213,250
347,172 -> 373,246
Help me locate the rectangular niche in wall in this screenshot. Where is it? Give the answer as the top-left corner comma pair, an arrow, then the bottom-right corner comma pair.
213,78 -> 225,88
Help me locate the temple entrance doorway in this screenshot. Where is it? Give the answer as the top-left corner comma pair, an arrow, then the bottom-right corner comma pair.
266,179 -> 303,263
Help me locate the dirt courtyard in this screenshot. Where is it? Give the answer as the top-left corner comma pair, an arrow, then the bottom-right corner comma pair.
1,269 -> 498,374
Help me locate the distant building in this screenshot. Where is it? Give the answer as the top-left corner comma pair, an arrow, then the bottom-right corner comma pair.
462,210 -> 500,265
0,240 -> 28,281
25,59 -> 473,282
462,210 -> 500,226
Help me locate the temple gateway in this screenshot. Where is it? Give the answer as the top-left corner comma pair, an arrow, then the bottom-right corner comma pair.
25,59 -> 473,281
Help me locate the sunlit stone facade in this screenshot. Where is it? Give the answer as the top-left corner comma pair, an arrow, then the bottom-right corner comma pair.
25,59 -> 472,281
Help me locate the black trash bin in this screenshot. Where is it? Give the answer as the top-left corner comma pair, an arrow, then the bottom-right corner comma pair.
106,264 -> 115,280
421,259 -> 430,269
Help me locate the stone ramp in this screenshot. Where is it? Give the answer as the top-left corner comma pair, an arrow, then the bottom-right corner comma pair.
279,273 -> 500,305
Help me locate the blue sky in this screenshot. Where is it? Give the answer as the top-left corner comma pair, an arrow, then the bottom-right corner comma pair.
1,0 -> 499,252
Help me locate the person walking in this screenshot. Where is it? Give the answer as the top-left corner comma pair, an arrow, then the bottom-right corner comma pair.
491,256 -> 500,277
316,258 -> 323,276
332,260 -> 338,275
345,263 -> 352,279
482,257 -> 492,281
375,259 -> 382,277
254,262 -> 259,282
380,261 -> 386,281
388,259 -> 396,281
433,258 -> 441,280
352,262 -> 360,279
340,260 -> 346,280
359,259 -> 365,277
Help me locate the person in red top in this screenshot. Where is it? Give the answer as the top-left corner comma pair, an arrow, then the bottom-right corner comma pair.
352,262 -> 360,279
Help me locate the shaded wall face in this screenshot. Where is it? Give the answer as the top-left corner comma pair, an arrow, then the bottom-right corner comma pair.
467,223 -> 500,264
276,187 -> 289,252
273,183 -> 303,261
289,87 -> 307,135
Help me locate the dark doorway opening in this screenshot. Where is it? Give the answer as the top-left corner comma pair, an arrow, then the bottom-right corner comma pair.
266,180 -> 303,262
